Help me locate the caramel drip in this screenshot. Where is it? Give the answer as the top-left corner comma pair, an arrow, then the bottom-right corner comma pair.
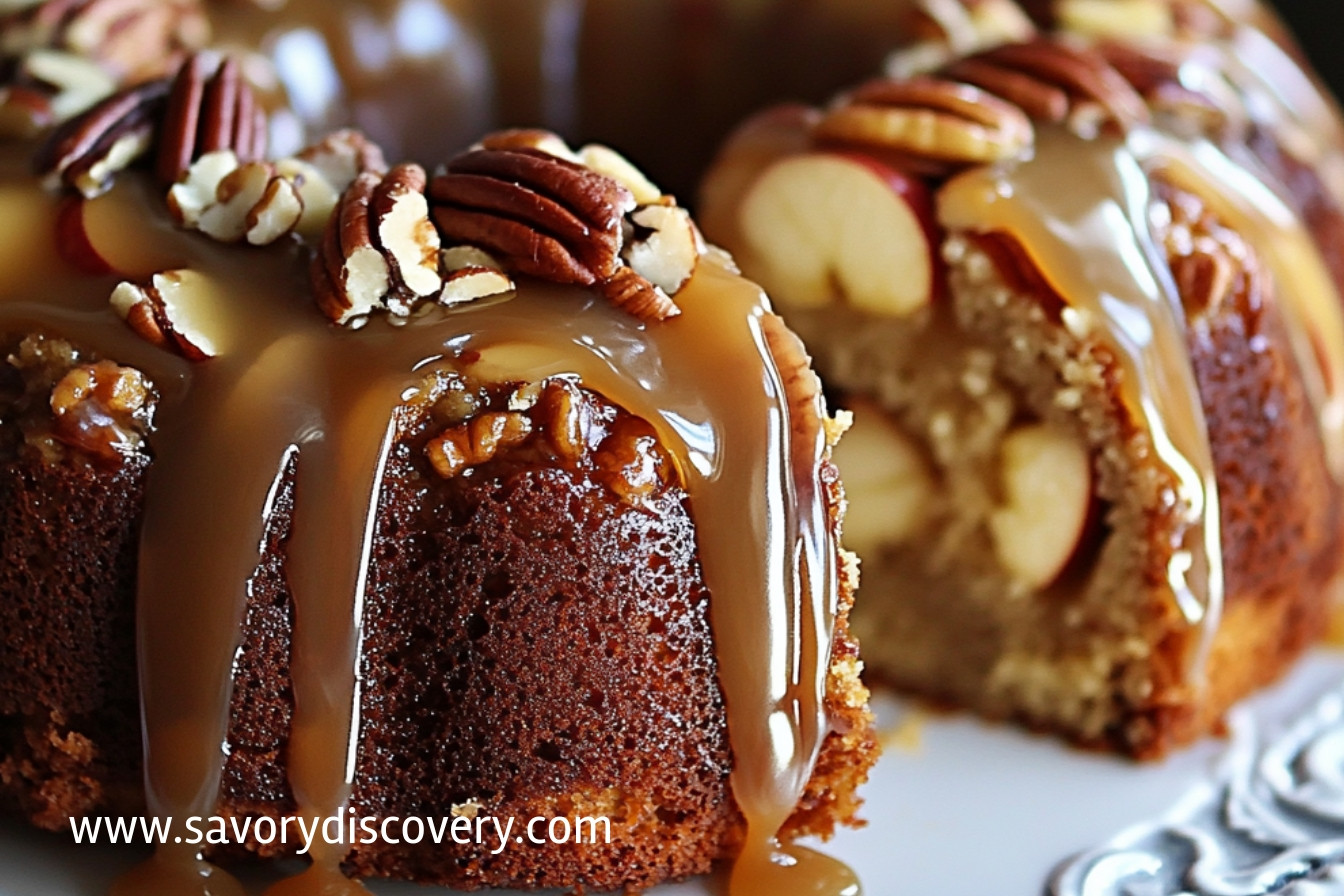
1182,9 -> 1344,213
938,128 -> 1225,655
1129,131 -> 1344,481
0,147 -> 842,894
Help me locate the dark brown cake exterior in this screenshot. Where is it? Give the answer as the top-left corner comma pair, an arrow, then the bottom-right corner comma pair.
0,343 -> 874,890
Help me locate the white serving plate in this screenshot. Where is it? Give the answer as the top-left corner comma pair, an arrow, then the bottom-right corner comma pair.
7,650 -> 1344,896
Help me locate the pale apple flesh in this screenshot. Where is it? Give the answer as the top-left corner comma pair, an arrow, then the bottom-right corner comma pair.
988,422 -> 1095,590
830,395 -> 934,560
735,152 -> 936,317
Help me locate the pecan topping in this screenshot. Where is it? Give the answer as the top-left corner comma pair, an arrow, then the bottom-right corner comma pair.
156,52 -> 266,186
0,0 -> 207,82
168,151 -> 305,245
1155,177 -> 1255,316
887,0 -> 1037,78
439,245 -> 515,306
429,146 -> 635,285
49,358 -> 154,462
0,48 -> 114,137
815,76 -> 1034,175
940,38 -> 1149,134
372,162 -> 442,301
600,266 -> 680,322
33,75 -> 167,196
426,410 -> 533,479
761,312 -> 825,446
109,269 -> 219,361
296,128 -> 388,190
428,135 -> 697,321
1097,40 -> 1242,140
312,163 -> 452,326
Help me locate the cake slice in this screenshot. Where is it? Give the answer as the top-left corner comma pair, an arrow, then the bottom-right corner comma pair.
0,49 -> 877,895
699,0 -> 1344,757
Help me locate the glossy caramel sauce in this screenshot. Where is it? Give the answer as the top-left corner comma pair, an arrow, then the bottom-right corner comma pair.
939,109 -> 1344,673
0,142 -> 845,894
939,128 -> 1226,648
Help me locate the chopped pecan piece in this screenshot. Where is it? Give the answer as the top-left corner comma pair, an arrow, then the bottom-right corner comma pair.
372,162 -> 442,300
940,38 -> 1149,134
440,245 -> 514,306
296,128 -> 387,190
49,358 -> 153,461
0,48 -> 114,136
109,269 -> 218,360
593,414 -> 674,506
886,0 -> 1036,78
537,378 -> 594,464
0,0 -> 207,82
168,150 -> 306,245
426,410 -> 533,479
815,76 -> 1034,176
600,266 -> 680,323
33,75 -> 167,196
156,52 -> 266,185
312,162 -> 446,325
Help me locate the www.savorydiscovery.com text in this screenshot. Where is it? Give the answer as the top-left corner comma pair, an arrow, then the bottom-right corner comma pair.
71,810 -> 612,856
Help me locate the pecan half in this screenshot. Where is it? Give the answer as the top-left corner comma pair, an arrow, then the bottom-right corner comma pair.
1,0 -> 207,82
156,52 -> 266,186
429,146 -> 635,285
600,266 -> 679,322
941,38 -> 1149,134
761,312 -> 825,447
1097,40 -> 1242,141
0,47 -> 114,136
815,76 -> 1034,175
109,269 -> 218,360
33,74 -> 168,196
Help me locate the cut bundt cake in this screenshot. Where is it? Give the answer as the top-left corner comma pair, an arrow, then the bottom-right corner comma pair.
698,0 -> 1344,757
0,37 -> 877,896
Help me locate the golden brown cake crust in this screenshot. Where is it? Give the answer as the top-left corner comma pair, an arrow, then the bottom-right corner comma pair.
0,349 -> 877,891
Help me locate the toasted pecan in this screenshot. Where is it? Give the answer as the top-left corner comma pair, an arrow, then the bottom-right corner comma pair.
33,75 -> 167,195
815,76 -> 1035,175
941,38 -> 1150,133
430,146 -> 634,286
156,52 -> 266,186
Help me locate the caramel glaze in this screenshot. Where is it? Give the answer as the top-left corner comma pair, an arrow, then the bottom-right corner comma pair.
939,128 -> 1224,660
0,148 -> 843,893
939,120 -> 1344,675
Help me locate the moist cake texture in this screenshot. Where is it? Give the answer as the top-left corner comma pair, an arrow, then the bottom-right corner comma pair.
699,0 -> 1344,757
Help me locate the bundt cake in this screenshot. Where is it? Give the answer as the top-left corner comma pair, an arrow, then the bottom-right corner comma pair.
205,0 -> 925,199
0,9 -> 878,894
698,0 -> 1344,757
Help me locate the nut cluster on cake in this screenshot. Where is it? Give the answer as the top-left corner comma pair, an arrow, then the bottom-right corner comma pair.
5,39 -> 710,360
